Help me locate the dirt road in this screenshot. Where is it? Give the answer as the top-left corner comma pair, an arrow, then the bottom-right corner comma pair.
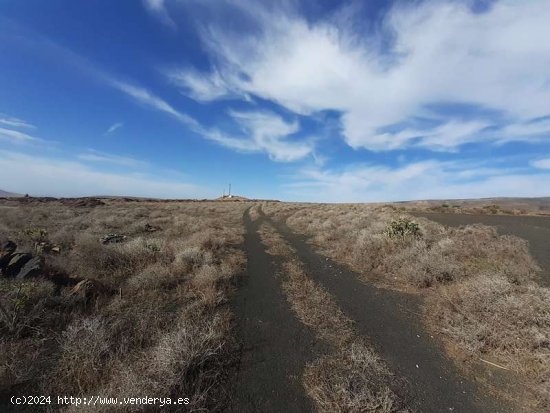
414,213 -> 550,287
228,208 -> 318,412
229,205 -> 509,412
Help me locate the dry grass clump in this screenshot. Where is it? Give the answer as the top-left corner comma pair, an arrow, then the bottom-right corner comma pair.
257,220 -> 409,412
257,222 -> 296,257
267,203 -> 549,409
77,308 -> 234,413
304,342 -> 406,413
248,204 -> 262,222
429,275 -> 550,408
0,200 -> 247,410
386,224 -> 539,288
281,260 -> 353,347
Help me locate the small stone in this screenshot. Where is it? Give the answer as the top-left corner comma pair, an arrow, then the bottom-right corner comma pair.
100,234 -> 127,244
71,278 -> 113,301
5,253 -> 33,277
16,256 -> 44,279
144,223 -> 160,232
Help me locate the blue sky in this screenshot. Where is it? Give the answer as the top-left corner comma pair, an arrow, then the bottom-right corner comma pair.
0,0 -> 549,201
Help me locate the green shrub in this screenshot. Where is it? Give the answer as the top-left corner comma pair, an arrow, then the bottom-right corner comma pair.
21,227 -> 48,242
384,218 -> 421,239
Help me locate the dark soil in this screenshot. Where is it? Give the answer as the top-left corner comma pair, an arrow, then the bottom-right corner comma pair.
228,208 -> 319,412
264,210 -> 510,413
414,213 -> 550,287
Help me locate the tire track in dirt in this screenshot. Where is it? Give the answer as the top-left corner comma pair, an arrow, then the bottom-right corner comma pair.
261,207 -> 510,413
228,206 -> 318,412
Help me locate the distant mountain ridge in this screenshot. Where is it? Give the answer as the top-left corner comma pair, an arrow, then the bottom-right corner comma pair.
0,189 -> 22,197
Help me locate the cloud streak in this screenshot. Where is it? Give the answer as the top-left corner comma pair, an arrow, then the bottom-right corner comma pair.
108,80 -> 199,128
105,122 -> 124,135
0,127 -> 40,143
0,114 -> 35,129
0,150 -> 209,199
142,0 -> 176,29
77,149 -> 148,168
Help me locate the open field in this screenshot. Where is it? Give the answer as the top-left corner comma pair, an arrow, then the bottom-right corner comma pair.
0,198 -> 247,412
1,197 -> 549,412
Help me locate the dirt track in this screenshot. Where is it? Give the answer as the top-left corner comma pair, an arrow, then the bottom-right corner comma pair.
228,208 -> 318,412
414,212 -> 550,287
229,205 -> 509,412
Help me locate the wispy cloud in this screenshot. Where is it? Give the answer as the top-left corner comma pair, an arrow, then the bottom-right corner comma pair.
370,120 -> 492,151
108,79 -> 199,128
531,158 -> 550,170
0,114 -> 40,144
143,0 -> 176,29
167,68 -> 238,102
498,117 -> 550,142
0,114 -> 35,129
0,127 -> 40,143
77,149 -> 148,168
285,160 -> 550,202
177,0 -> 550,151
0,150 -> 209,198
201,110 -> 313,162
105,122 -> 124,135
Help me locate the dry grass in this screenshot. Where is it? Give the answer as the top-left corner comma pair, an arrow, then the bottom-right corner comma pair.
257,220 -> 409,412
264,202 -> 549,410
304,342 -> 403,413
0,199 -> 247,411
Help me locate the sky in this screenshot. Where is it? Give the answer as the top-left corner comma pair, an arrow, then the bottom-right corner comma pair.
0,0 -> 549,202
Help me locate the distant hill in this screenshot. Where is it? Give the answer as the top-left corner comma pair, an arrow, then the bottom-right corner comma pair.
399,197 -> 550,215
215,194 -> 249,201
0,189 -> 22,197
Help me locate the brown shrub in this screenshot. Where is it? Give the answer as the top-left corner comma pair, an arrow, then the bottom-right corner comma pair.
0,200 -> 247,410
429,276 -> 550,407
304,341 -> 409,413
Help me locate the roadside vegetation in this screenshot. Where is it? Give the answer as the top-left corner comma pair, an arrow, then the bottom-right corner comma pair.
263,202 -> 549,411
257,220 -> 410,413
395,199 -> 550,216
0,199 -> 247,411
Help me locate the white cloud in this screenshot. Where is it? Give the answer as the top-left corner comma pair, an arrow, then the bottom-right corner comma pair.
0,114 -> 35,129
498,117 -> 550,142
108,78 -> 311,161
531,158 -> 550,170
105,122 -> 124,135
370,119 -> 491,151
202,110 -> 313,162
77,150 -> 148,168
285,160 -> 550,202
143,0 -> 176,29
0,127 -> 40,143
0,150 -> 210,199
180,0 -> 550,151
167,68 -> 235,102
108,80 -> 199,128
